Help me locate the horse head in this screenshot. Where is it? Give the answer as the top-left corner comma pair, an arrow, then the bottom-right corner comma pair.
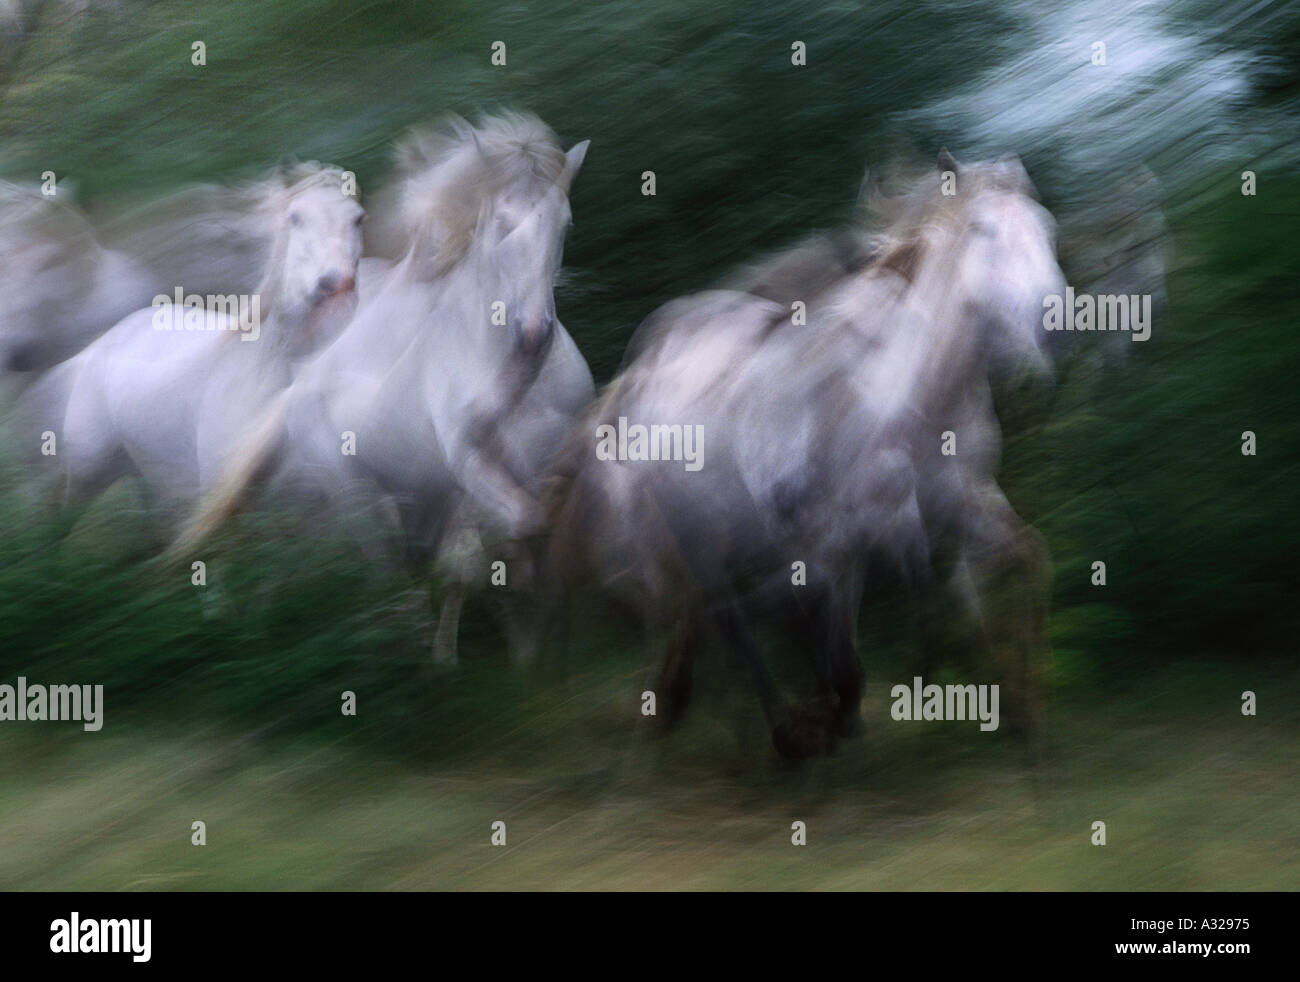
938,153 -> 1064,378
253,163 -> 365,353
391,112 -> 588,359
865,152 -> 1064,382
472,127 -> 587,357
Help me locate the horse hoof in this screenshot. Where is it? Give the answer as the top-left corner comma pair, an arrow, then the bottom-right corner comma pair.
772,720 -> 824,759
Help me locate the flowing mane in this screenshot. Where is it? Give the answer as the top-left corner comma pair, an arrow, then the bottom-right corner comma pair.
862,156 -> 1038,289
388,111 -> 569,278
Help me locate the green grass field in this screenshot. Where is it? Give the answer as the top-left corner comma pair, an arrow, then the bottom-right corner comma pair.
2,657 -> 1294,890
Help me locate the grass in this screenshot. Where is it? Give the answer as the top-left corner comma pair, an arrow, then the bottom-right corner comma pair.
1,656 -> 1293,890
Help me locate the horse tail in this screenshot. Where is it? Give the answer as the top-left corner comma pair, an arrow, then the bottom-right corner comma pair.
165,387 -> 291,560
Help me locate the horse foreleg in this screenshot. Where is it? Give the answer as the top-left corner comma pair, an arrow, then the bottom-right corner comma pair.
658,613 -> 701,727
503,592 -> 542,666
813,580 -> 865,740
1006,521 -> 1051,768
712,598 -> 820,759
966,495 -> 1051,765
433,581 -> 465,667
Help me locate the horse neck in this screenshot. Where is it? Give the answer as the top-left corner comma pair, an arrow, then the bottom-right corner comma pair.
447,236 -> 515,356
859,249 -> 989,428
248,225 -> 311,367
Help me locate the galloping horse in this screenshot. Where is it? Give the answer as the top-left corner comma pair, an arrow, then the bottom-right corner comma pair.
179,113 -> 593,663
547,153 -> 1063,758
35,163 -> 363,529
0,181 -> 156,378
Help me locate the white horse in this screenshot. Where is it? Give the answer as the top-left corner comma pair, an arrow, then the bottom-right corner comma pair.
95,180 -> 282,312
0,181 -> 157,378
547,153 -> 1064,758
181,113 -> 593,663
36,163 -> 363,530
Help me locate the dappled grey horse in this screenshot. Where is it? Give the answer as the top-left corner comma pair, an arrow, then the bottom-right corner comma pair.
548,154 -> 1064,758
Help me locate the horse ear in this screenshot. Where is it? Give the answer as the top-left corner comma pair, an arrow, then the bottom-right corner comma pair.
996,154 -> 1029,184
559,140 -> 590,193
937,148 -> 959,173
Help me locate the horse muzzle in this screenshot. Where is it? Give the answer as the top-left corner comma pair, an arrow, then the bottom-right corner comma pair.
313,272 -> 357,304
511,314 -> 555,356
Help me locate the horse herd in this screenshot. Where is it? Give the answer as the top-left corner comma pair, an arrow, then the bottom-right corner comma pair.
2,111 -> 1068,760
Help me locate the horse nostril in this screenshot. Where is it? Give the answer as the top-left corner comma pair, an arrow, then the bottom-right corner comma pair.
316,273 -> 355,298
511,315 -> 553,355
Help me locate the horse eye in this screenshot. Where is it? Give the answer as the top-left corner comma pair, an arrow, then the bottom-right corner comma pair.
354,213 -> 365,227
289,212 -> 302,227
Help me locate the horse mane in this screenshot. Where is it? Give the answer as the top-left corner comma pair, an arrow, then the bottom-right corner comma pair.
387,111 -> 568,279
711,157 -> 1037,344
863,156 -> 1036,289
728,229 -> 882,311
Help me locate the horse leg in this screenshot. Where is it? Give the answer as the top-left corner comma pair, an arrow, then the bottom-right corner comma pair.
396,497 -> 461,665
917,552 -> 985,679
712,598 -> 821,759
430,526 -> 471,668
433,581 -> 465,667
526,533 -> 573,678
964,493 -> 1051,765
812,579 -> 865,740
658,613 -> 701,726
55,432 -> 131,542
499,540 -> 545,666
1006,521 -> 1051,768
